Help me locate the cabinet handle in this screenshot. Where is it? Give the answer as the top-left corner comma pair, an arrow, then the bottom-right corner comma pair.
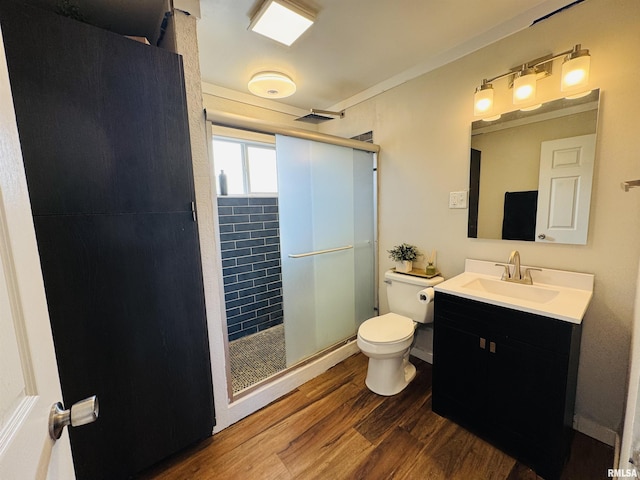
489,341 -> 496,354
479,337 -> 486,349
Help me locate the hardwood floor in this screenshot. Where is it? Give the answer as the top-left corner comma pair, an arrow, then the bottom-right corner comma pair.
138,353 -> 613,480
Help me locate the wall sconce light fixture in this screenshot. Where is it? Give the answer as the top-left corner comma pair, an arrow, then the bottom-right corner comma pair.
473,44 -> 591,116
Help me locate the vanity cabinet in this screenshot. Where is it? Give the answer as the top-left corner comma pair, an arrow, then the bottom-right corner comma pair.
432,292 -> 581,480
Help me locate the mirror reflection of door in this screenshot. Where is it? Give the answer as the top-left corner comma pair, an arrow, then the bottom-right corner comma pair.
536,134 -> 596,244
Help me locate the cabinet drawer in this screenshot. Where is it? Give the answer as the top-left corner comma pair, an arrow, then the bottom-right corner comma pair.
435,292 -> 577,355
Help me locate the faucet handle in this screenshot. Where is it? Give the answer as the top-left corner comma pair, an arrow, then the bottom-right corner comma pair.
522,267 -> 542,284
495,263 -> 511,280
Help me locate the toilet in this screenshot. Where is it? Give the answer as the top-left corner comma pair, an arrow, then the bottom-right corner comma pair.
357,270 -> 444,396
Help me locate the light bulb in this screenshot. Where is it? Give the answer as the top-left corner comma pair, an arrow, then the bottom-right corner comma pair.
561,48 -> 590,91
513,67 -> 537,105
474,81 -> 493,116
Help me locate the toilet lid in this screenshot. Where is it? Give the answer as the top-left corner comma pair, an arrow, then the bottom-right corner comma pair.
358,313 -> 414,344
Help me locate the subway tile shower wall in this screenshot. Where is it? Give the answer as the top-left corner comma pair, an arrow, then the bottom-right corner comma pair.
218,196 -> 284,341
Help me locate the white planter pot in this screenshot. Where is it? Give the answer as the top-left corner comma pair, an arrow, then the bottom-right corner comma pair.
395,260 -> 413,273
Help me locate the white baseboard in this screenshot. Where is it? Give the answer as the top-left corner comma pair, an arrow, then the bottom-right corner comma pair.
573,414 -> 617,446
213,341 -> 359,433
410,347 -> 433,364
614,432 -> 622,469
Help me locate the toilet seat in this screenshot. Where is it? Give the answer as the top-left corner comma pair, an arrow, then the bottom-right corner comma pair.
358,313 -> 415,344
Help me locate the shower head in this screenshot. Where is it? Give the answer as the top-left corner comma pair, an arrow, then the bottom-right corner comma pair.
295,108 -> 345,124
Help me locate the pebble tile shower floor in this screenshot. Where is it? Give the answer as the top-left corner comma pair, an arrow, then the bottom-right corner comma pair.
229,324 -> 286,393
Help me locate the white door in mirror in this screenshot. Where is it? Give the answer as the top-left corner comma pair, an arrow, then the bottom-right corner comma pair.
536,134 -> 596,245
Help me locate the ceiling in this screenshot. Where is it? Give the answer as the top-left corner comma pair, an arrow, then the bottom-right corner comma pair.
26,0 -> 580,111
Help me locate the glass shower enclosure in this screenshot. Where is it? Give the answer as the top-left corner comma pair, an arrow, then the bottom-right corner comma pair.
276,135 -> 376,366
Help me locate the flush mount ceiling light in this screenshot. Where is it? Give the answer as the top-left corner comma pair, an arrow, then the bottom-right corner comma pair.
249,0 -> 315,47
473,44 -> 591,117
248,71 -> 297,98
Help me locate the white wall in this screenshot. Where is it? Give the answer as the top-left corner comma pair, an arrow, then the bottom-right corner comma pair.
318,0 -> 640,443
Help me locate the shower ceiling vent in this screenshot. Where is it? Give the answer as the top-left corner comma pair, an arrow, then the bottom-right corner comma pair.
295,109 -> 345,124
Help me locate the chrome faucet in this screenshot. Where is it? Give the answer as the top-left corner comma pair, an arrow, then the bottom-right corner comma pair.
495,250 -> 541,285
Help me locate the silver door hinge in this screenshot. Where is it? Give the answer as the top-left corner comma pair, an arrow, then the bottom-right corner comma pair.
191,201 -> 197,222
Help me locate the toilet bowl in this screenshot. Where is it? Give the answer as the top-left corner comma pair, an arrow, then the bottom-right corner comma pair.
357,270 -> 443,396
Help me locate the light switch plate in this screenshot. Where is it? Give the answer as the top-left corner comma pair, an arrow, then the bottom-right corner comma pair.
449,191 -> 468,209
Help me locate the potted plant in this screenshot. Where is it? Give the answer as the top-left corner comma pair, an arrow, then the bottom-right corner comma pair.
388,243 -> 420,273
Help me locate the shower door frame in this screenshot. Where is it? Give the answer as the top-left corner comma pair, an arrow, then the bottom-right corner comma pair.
206,112 -> 380,401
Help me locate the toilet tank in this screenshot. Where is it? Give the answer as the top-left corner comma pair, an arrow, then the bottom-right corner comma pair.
385,270 -> 444,323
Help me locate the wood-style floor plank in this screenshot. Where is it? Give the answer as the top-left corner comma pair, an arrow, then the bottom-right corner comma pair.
205,383 -> 363,478
354,361 -> 432,446
138,353 -> 613,480
281,428 -> 373,480
351,426 -> 425,479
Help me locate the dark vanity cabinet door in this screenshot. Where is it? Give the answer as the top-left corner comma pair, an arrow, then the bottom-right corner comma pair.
433,292 -> 581,480
0,1 -> 214,479
431,312 -> 489,417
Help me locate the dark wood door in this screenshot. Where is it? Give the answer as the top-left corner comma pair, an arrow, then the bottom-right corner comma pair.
0,0 -> 194,217
468,148 -> 481,238
34,213 -> 214,478
0,1 -> 215,478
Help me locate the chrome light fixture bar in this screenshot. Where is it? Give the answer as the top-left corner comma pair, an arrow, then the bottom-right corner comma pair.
249,0 -> 315,46
474,44 -> 591,116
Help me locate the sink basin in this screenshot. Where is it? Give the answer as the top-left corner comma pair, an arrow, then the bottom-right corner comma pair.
434,259 -> 594,324
462,277 -> 560,304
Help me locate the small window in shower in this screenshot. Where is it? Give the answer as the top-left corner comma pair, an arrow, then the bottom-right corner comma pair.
213,137 -> 277,195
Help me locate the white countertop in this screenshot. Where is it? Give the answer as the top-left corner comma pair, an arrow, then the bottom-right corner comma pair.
434,259 -> 594,324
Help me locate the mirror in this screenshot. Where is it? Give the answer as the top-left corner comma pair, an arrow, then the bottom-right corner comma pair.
468,89 -> 600,244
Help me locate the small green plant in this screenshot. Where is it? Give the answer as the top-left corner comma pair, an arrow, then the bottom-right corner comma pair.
387,243 -> 420,262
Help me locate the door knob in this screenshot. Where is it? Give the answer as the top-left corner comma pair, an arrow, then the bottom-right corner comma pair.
49,395 -> 99,440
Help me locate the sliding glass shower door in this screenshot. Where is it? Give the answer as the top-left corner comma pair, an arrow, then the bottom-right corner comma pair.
276,135 -> 375,366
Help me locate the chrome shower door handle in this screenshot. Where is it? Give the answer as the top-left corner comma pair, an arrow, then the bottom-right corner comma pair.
49,395 -> 99,440
288,244 -> 353,258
